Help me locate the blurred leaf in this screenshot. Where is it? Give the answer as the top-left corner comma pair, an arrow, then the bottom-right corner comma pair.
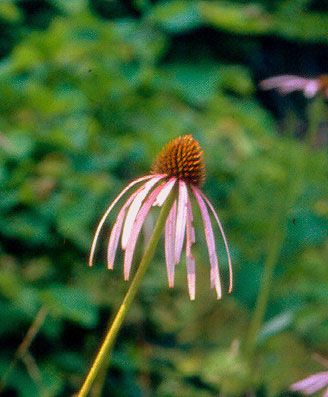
0,269 -> 40,317
146,0 -> 202,33
284,209 -> 328,255
50,0 -> 88,14
0,212 -> 50,245
200,1 -> 328,43
274,12 -> 328,42
220,64 -> 254,96
0,301 -> 28,334
162,62 -> 221,105
40,286 -> 98,328
200,1 -> 271,34
6,131 -> 34,159
195,345 -> 251,395
0,1 -> 21,22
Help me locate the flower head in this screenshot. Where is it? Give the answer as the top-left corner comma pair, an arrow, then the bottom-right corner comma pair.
259,74 -> 328,98
89,135 -> 233,300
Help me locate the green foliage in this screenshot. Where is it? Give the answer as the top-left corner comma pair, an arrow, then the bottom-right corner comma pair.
0,1 -> 327,396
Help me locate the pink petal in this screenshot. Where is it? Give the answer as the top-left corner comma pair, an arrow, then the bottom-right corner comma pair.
121,175 -> 164,250
198,189 -> 233,293
107,187 -> 143,269
261,75 -> 304,84
165,200 -> 177,288
323,387 -> 328,397
260,75 -> 310,91
304,80 -> 319,98
192,186 -> 222,299
304,374 -> 328,394
153,177 -> 176,207
89,174 -> 157,267
305,381 -> 328,394
259,75 -> 322,97
291,372 -> 328,394
123,182 -> 167,280
186,192 -> 196,300
175,180 -> 188,264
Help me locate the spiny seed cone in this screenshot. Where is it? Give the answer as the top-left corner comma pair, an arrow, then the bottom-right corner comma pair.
151,135 -> 205,186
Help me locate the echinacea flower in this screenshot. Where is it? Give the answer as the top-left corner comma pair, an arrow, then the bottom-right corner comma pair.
259,74 -> 328,98
89,135 -> 233,300
290,370 -> 328,396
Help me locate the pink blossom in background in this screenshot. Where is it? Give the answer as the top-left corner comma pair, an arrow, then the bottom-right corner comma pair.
259,74 -> 328,98
290,371 -> 328,396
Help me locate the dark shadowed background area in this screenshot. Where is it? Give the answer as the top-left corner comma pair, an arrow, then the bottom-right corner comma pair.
0,1 -> 327,396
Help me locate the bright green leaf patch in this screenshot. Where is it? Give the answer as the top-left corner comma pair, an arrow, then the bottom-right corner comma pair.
41,286 -> 98,328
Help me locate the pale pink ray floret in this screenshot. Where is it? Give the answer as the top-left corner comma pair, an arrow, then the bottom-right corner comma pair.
290,371 -> 328,396
165,200 -> 176,288
89,174 -> 233,300
186,191 -> 196,300
259,75 -> 320,98
175,180 -> 188,265
89,134 -> 233,299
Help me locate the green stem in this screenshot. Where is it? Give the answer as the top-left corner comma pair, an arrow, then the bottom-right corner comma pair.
89,317 -> 112,397
244,167 -> 301,360
244,222 -> 285,359
78,191 -> 175,397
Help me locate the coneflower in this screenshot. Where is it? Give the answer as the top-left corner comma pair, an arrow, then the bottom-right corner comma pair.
79,135 -> 233,396
89,134 -> 233,300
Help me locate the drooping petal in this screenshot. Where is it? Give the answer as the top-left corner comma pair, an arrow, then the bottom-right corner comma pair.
260,75 -> 310,92
192,186 -> 222,299
123,182 -> 168,280
175,180 -> 188,264
303,375 -> 328,394
165,200 -> 177,288
186,191 -> 196,300
107,187 -> 142,269
89,174 -> 159,267
121,175 -> 164,250
261,75 -> 307,85
198,189 -> 233,293
291,372 -> 328,394
153,178 -> 176,207
305,380 -> 328,394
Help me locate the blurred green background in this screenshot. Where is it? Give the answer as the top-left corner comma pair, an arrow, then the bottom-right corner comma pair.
0,1 -> 327,396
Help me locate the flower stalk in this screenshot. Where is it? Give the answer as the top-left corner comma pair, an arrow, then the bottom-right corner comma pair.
244,218 -> 285,359
81,135 -> 233,395
244,165 -> 301,361
78,190 -> 175,397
